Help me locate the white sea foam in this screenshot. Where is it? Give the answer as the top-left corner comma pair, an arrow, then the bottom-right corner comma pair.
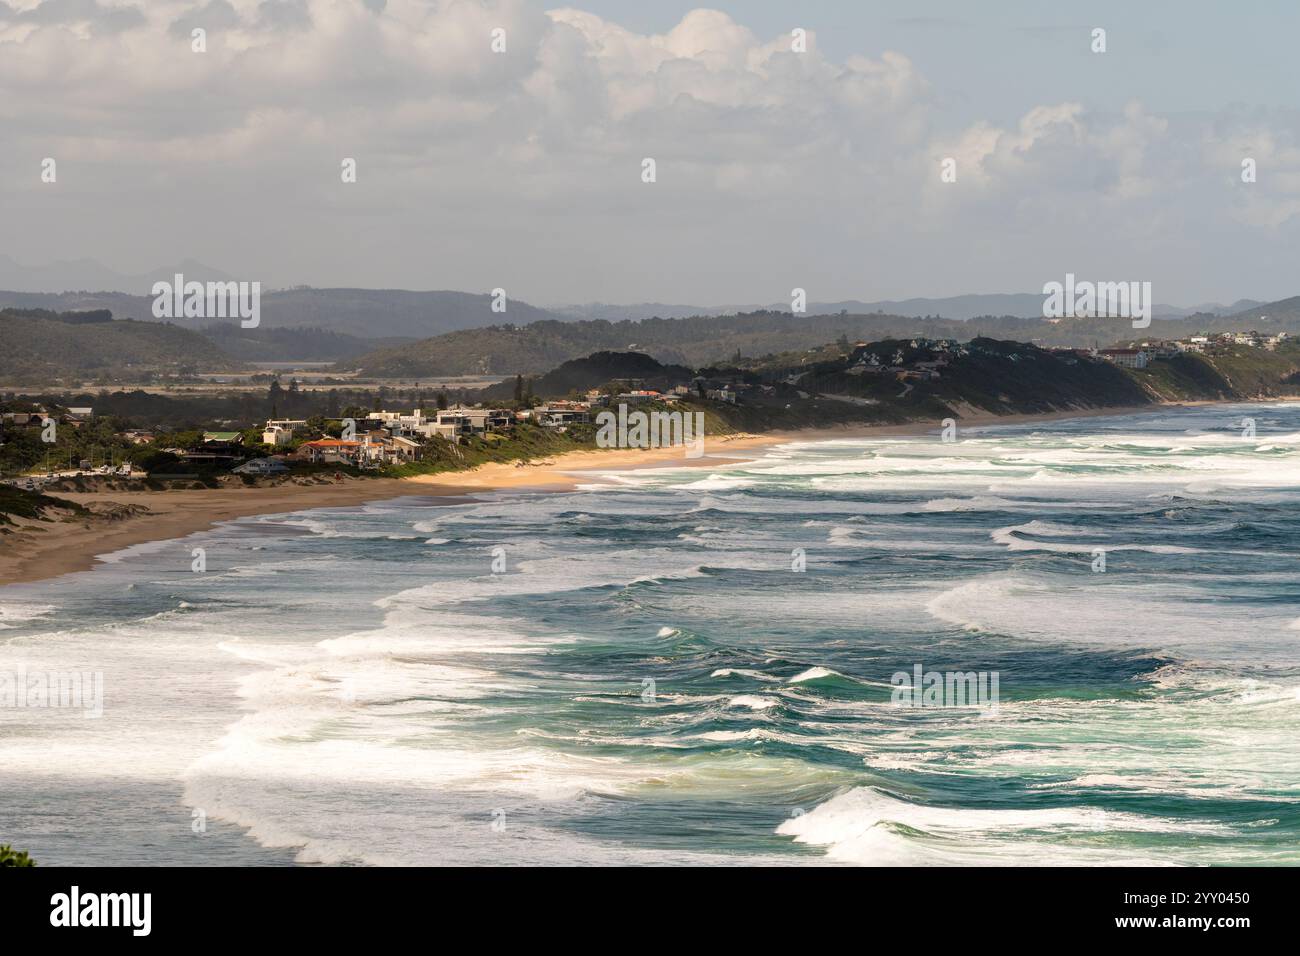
0,601 -> 56,628
8,401 -> 1300,866
727,695 -> 779,711
788,666 -> 843,683
777,787 -> 1221,865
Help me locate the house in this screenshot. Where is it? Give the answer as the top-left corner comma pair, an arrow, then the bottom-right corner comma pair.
1137,341 -> 1179,359
1098,348 -> 1149,369
180,441 -> 245,468
535,402 -> 591,426
385,436 -> 422,462
232,457 -> 290,476
263,425 -> 294,446
410,421 -> 460,441
297,439 -> 365,465
435,406 -> 512,436
65,407 -> 93,421
203,431 -> 244,445
372,410 -> 429,435
262,419 -> 307,446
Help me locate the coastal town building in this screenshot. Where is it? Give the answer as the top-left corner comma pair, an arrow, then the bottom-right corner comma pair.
1098,348 -> 1149,369
534,402 -> 591,426
202,431 -> 244,444
296,438 -> 365,465
262,419 -> 307,446
232,457 -> 290,476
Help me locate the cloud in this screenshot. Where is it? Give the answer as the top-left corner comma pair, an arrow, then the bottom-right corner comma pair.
0,0 -> 1298,302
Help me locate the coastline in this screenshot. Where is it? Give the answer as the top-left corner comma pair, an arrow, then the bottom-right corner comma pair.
0,400 -> 1258,588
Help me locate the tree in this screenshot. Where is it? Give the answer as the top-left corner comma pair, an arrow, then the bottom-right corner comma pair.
513,374 -> 524,403
436,391 -> 449,410
0,844 -> 35,867
130,449 -> 181,475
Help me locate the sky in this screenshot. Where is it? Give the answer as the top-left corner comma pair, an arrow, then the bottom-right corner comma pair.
1,0 -> 1298,306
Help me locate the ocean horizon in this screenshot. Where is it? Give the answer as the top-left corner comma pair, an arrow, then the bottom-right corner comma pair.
3,401 -> 1298,866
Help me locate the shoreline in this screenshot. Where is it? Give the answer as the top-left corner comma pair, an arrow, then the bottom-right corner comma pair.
0,399 -> 1279,588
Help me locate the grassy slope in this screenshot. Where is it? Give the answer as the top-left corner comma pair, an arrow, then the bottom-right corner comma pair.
1123,346 -> 1300,402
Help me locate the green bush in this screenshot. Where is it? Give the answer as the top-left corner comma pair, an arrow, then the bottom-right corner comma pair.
0,844 -> 35,867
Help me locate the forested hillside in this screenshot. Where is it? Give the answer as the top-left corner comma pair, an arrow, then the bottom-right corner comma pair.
0,309 -> 238,385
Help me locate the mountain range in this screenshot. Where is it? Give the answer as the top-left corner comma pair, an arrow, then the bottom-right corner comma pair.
551,295 -> 1264,323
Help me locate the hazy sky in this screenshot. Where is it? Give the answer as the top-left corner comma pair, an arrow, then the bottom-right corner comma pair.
2,0 -> 1298,305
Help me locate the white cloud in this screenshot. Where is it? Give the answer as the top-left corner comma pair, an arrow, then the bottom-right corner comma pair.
1,0 -> 1298,301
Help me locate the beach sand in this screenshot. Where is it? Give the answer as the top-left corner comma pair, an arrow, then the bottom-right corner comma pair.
0,403 -> 1167,587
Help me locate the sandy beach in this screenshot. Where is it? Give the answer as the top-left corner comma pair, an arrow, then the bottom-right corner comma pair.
0,402 -> 1188,587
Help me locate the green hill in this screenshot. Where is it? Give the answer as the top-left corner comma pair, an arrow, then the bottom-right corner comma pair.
0,309 -> 239,385
512,337 -> 1300,434
478,351 -> 696,401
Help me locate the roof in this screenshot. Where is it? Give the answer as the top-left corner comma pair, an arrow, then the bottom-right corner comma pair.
301,439 -> 363,448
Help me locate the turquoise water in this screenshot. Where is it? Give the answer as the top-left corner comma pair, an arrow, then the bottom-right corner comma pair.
2,402 -> 1299,865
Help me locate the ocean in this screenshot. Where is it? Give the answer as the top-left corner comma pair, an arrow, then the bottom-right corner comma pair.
2,401 -> 1298,866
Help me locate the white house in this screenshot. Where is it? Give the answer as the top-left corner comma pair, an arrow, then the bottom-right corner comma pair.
1098,349 -> 1149,369
262,419 -> 307,446
435,406 -> 512,436
233,457 -> 290,475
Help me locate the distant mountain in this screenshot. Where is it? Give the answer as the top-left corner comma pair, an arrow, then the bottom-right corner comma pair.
0,287 -> 566,340
222,288 -> 561,339
552,303 -> 741,321
554,294 -> 1256,322
0,308 -> 238,385
1217,296 -> 1300,327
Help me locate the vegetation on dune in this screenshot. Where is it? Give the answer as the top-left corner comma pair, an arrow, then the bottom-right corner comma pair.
0,486 -> 86,527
